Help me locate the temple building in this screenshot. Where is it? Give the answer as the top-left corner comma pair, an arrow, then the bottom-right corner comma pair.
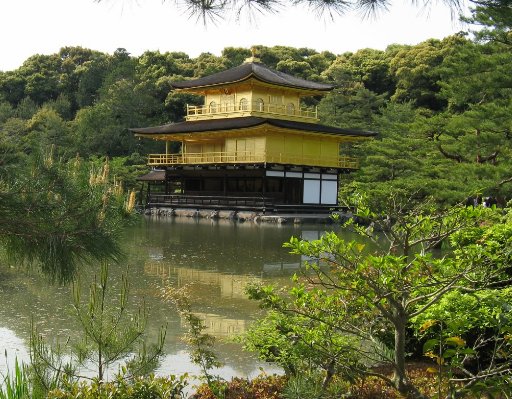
132,53 -> 376,213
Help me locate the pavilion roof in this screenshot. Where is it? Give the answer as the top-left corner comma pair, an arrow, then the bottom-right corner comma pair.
130,117 -> 376,138
171,62 -> 334,92
136,170 -> 166,181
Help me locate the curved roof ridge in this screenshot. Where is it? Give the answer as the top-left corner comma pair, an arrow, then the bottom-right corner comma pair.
171,62 -> 333,91
130,117 -> 377,137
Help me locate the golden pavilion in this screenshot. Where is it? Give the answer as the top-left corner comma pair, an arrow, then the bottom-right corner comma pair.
132,53 -> 376,213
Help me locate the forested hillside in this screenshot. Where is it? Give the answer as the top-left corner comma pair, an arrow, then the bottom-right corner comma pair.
1,18 -> 510,205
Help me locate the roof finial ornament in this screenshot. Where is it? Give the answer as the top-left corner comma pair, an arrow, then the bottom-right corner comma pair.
244,46 -> 261,64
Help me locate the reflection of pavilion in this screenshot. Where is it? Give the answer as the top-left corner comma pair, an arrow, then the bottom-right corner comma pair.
189,313 -> 249,336
142,228 -> 330,336
144,261 -> 263,299
144,261 -> 265,336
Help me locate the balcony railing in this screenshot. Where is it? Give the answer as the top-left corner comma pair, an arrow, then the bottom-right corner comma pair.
148,194 -> 274,209
186,101 -> 318,121
147,151 -> 359,169
148,151 -> 265,165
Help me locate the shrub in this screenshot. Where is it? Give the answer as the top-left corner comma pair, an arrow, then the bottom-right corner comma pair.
47,374 -> 188,399
192,375 -> 286,399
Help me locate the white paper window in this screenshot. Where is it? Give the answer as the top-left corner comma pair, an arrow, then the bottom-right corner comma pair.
303,180 -> 320,204
266,170 -> 284,177
321,180 -> 337,204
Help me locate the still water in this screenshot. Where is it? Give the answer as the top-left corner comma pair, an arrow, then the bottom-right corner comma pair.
0,216 -> 358,381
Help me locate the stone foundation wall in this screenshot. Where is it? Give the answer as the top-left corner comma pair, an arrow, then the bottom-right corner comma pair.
143,207 -> 345,224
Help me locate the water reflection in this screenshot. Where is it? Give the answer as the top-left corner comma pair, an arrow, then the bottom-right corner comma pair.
0,216 -> 358,380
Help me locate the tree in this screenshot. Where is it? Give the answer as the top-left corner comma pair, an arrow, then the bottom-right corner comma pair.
75,55 -> 111,109
24,106 -> 74,157
0,151 -> 132,282
462,0 -> 512,45
343,102 -> 470,208
318,85 -> 385,130
72,101 -> 137,158
322,48 -> 395,96
246,195 -> 512,398
428,39 -> 512,197
72,263 -> 166,381
221,47 -> 252,68
94,0 -> 467,24
389,36 -> 467,111
30,262 -> 166,394
344,36 -> 512,207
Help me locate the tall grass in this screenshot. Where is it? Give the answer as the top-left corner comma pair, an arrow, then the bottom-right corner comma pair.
0,358 -> 30,399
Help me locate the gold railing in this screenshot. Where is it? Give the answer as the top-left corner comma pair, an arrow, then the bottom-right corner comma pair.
186,102 -> 318,121
265,153 -> 359,169
147,151 -> 359,169
148,151 -> 265,165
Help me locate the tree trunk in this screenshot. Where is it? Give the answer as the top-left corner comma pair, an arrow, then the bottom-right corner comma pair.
321,359 -> 336,393
98,347 -> 103,383
394,314 -> 430,399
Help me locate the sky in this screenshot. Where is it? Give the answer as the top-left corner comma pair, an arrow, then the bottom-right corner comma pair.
0,0 -> 468,72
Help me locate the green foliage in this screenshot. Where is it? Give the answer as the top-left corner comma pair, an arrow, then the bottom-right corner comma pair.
29,324 -> 75,397
166,287 -> 222,387
245,197 -> 512,398
322,48 -> 395,96
25,106 -> 73,157
389,36 -> 467,110
0,358 -> 30,399
30,262 -> 166,394
71,262 -> 166,381
0,151 -> 133,282
243,307 -> 362,386
318,86 -> 385,130
462,0 -> 512,45
193,375 -> 286,399
282,373 -> 324,399
47,373 -> 188,399
410,217 -> 512,397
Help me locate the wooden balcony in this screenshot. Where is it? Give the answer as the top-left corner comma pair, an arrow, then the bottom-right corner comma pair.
147,151 -> 359,169
186,101 -> 318,122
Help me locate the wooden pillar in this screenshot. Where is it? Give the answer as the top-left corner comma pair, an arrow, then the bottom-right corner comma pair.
262,169 -> 266,197
139,183 -> 145,206
283,170 -> 287,204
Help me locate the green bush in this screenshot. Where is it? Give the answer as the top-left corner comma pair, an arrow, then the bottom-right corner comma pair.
47,374 -> 188,399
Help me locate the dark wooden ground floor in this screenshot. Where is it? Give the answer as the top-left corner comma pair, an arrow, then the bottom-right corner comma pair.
138,164 -> 346,213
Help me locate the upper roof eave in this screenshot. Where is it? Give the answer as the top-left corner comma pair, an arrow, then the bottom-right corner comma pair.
171,62 -> 334,92
130,117 -> 377,138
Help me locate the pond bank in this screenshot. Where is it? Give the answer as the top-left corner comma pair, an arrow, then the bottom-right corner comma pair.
143,207 -> 352,224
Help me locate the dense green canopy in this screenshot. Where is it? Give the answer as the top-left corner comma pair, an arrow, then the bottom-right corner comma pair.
1,33 -> 511,206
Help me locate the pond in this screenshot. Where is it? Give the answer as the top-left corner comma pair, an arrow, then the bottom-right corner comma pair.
0,216 -> 361,382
